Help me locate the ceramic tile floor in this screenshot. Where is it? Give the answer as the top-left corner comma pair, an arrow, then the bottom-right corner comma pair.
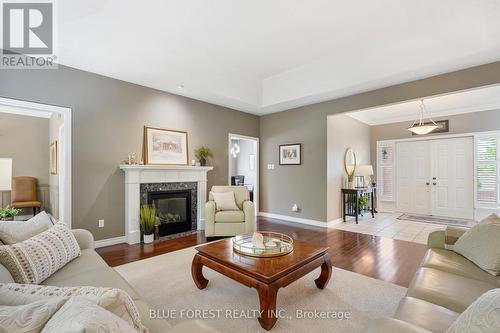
330,212 -> 446,244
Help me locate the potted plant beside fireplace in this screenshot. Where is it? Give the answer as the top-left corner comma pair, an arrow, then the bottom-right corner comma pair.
140,205 -> 156,244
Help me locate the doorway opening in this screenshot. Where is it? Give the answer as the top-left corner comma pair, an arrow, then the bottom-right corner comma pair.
228,133 -> 259,214
0,97 -> 72,227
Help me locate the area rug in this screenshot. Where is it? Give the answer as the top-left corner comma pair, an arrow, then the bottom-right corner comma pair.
115,246 -> 406,332
397,213 -> 475,227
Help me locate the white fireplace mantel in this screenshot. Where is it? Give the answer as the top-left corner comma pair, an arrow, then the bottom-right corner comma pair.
120,164 -> 213,244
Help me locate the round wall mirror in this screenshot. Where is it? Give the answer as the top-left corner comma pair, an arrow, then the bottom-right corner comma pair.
344,148 -> 357,175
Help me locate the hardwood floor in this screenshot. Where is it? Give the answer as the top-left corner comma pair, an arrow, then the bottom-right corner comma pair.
96,216 -> 427,287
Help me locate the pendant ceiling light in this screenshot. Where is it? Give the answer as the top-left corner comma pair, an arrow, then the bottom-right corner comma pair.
230,143 -> 240,158
407,99 -> 439,135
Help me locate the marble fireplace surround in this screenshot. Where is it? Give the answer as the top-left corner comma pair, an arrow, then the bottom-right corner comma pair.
140,182 -> 198,237
120,165 -> 213,244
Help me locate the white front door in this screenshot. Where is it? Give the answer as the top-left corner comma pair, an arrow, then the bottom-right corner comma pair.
396,141 -> 431,215
430,137 -> 474,219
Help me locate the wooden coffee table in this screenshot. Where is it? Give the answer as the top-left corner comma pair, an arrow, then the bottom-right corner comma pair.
191,238 -> 332,330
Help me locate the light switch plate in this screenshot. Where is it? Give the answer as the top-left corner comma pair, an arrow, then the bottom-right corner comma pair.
98,219 -> 104,228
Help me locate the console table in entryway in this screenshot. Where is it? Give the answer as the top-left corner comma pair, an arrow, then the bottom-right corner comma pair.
341,187 -> 376,224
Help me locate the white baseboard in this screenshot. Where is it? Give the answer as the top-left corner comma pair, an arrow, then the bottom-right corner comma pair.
258,212 -> 339,228
197,218 -> 205,231
327,218 -> 343,227
95,236 -> 126,248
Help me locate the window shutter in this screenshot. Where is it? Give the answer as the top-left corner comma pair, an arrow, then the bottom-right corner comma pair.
476,137 -> 499,207
378,143 -> 395,201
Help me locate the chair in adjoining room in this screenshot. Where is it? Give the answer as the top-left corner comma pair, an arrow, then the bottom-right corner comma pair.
11,176 -> 41,216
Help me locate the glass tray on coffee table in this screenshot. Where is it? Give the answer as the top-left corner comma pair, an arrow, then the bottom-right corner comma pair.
232,231 -> 293,258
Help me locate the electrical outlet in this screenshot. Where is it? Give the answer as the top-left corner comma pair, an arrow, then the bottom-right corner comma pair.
267,164 -> 275,170
292,204 -> 299,212
98,219 -> 104,228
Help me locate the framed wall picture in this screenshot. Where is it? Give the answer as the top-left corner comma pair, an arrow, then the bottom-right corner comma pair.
143,126 -> 189,165
50,141 -> 58,175
279,143 -> 301,165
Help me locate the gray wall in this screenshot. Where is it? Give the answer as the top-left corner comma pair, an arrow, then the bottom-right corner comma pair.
260,61 -> 500,223
2,61 -> 500,231
0,112 -> 49,210
260,105 -> 327,221
327,114 -> 371,221
0,66 -> 259,240
370,109 -> 500,177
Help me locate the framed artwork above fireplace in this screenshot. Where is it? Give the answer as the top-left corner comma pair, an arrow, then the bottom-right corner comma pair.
143,126 -> 189,165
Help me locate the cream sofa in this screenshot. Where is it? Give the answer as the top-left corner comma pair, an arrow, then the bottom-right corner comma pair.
367,227 -> 500,333
205,186 -> 255,237
0,229 -> 218,333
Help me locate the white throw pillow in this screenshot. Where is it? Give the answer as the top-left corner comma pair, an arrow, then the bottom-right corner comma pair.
0,298 -> 66,333
454,216 -> 500,276
446,288 -> 500,333
211,191 -> 239,211
0,283 -> 147,332
0,211 -> 53,245
477,213 -> 500,225
41,298 -> 138,333
0,222 -> 81,284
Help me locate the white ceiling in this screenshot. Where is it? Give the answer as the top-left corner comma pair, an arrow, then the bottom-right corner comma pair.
58,0 -> 500,115
346,84 -> 500,125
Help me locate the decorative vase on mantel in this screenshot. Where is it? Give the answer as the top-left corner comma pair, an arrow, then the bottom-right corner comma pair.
199,158 -> 207,166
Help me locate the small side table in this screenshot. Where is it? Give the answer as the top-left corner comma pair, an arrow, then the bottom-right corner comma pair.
341,187 -> 376,224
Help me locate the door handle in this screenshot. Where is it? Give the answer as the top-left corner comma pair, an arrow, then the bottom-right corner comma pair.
432,177 -> 436,180
426,182 -> 430,185
433,182 -> 437,186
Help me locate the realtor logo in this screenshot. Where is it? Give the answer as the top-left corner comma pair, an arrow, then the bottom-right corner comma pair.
1,1 -> 57,69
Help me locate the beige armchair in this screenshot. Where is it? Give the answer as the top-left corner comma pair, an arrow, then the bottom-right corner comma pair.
205,186 -> 255,237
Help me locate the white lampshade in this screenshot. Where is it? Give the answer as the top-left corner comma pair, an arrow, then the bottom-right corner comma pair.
0,158 -> 12,191
356,164 -> 374,176
407,124 -> 439,135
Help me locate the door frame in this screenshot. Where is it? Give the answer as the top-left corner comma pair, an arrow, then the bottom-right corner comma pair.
0,97 -> 72,227
228,133 -> 259,215
58,124 -> 65,222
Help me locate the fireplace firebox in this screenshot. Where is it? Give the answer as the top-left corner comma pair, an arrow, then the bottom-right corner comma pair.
148,190 -> 192,236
